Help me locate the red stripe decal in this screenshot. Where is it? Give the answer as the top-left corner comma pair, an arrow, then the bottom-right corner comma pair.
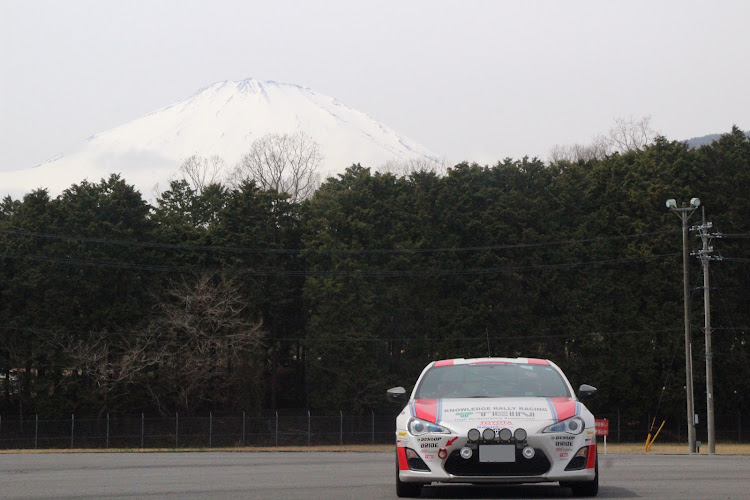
549,397 -> 577,421
397,446 -> 410,470
586,445 -> 597,469
413,399 -> 438,423
527,358 -> 549,365
434,359 -> 454,367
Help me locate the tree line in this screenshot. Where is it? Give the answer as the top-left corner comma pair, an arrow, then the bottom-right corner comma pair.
1,128 -> 748,438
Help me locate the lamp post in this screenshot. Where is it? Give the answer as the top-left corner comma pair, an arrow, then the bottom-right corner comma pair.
666,197 -> 700,453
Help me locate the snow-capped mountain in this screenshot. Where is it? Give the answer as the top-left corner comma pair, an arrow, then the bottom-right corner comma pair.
1,78 -> 440,199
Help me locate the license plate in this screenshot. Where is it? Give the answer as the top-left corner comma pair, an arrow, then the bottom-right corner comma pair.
479,445 -> 516,462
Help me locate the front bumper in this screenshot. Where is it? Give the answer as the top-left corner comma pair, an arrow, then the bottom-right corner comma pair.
397,433 -> 596,484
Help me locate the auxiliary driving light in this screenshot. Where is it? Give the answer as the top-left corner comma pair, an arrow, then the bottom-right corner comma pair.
460,447 -> 473,459
498,428 -> 512,441
482,428 -> 496,441
522,446 -> 536,459
467,428 -> 481,441
514,428 -> 527,441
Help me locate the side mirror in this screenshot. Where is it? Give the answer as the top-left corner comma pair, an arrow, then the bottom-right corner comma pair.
387,386 -> 409,404
577,384 -> 597,401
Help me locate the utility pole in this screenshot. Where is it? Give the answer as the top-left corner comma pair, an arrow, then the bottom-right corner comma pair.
666,198 -> 700,453
692,207 -> 721,454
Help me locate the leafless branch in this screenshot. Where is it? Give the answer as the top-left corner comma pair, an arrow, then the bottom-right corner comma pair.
231,131 -> 322,202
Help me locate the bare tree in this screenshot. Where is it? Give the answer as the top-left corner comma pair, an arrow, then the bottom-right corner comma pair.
548,115 -> 658,163
53,329 -> 166,415
231,131 -> 322,202
377,156 -> 450,177
548,138 -> 609,163
606,115 -> 657,153
177,154 -> 226,194
146,273 -> 265,414
53,274 -> 264,415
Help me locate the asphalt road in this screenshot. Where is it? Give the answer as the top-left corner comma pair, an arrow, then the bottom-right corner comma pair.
1,451 -> 749,499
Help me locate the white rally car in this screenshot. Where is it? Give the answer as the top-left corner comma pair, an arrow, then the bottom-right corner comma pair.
387,357 -> 598,497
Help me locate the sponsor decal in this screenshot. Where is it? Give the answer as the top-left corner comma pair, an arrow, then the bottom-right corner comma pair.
447,406 -> 548,413
444,405 -> 546,420
398,431 -> 407,437
480,420 -> 513,427
424,454 -> 435,460
554,435 -> 575,447
559,452 -> 569,458
417,437 -> 442,442
421,443 -> 439,449
586,429 -> 595,435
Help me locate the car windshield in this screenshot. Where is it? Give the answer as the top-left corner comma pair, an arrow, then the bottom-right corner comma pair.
415,362 -> 571,399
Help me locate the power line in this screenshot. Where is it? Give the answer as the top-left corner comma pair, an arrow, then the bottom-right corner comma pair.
0,251 -> 680,276
0,325 -> 683,342
0,227 -> 679,255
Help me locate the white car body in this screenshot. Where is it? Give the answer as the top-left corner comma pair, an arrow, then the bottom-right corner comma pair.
390,357 -> 598,497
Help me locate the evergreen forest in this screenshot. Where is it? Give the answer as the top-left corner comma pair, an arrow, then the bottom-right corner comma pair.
1,128 -> 748,440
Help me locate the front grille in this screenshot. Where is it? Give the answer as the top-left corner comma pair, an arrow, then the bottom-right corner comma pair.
444,448 -> 551,477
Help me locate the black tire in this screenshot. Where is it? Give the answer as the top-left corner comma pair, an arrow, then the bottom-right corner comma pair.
396,456 -> 423,498
569,454 -> 599,497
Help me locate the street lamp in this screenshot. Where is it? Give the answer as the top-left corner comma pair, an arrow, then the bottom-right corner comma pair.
666,197 -> 700,453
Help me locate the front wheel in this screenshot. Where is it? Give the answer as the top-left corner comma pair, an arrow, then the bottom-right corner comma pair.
569,455 -> 599,497
396,458 -> 422,498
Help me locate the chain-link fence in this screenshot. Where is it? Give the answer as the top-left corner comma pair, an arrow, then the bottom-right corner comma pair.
592,412 -> 746,444
0,412 -> 398,450
0,411 -> 745,450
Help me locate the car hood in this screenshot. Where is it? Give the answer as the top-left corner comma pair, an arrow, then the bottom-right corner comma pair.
408,397 -> 582,425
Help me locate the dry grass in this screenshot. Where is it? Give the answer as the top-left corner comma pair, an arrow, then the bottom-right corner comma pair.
598,442 -> 750,455
2,443 -> 749,455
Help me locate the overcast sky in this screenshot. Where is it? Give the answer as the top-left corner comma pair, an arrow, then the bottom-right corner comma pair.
1,0 -> 748,173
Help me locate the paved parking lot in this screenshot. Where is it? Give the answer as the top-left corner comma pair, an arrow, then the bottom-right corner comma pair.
1,451 -> 749,499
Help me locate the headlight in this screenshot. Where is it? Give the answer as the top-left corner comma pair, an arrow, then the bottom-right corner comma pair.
543,416 -> 585,435
408,417 -> 451,436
